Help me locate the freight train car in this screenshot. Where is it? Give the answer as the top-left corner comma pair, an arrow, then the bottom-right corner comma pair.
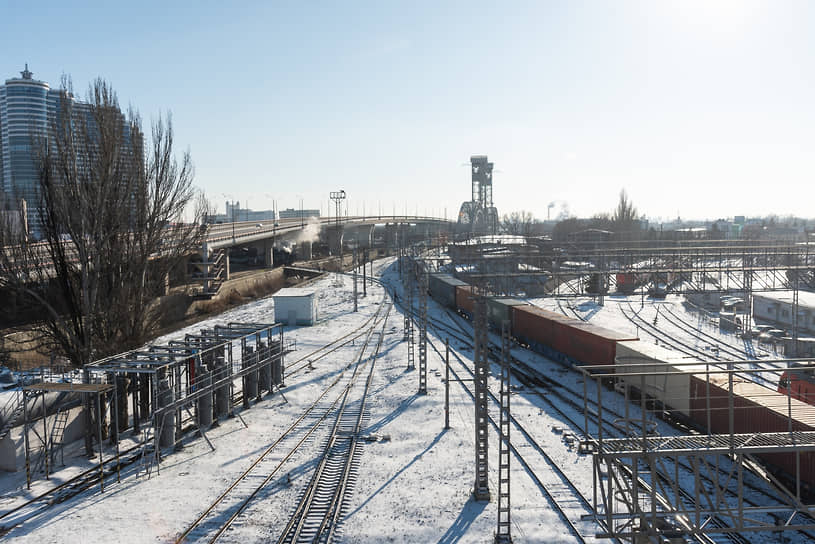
689,372 -> 815,492
616,272 -> 640,294
486,298 -> 527,331
430,274 -> 639,369
455,284 -> 475,318
428,273 -> 467,311
778,363 -> 815,405
512,305 -> 638,367
614,340 -> 697,419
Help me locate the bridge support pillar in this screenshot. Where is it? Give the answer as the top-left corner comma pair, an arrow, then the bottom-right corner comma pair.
326,225 -> 344,256
225,252 -> 231,280
201,242 -> 210,293
367,225 -> 375,249
264,245 -> 274,268
385,223 -> 399,252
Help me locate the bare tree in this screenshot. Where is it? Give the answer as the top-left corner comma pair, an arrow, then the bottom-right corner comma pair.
0,78 -> 204,370
500,210 -> 535,236
612,189 -> 641,238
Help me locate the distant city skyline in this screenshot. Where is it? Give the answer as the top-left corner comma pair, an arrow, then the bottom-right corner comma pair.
2,1 -> 813,222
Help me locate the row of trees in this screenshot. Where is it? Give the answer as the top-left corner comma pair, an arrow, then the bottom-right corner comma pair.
500,189 -> 644,241
0,78 -> 205,370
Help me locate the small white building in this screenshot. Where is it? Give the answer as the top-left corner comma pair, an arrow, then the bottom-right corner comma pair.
273,288 -> 318,326
753,291 -> 815,334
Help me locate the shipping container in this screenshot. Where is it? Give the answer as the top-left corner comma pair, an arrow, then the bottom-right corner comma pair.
429,273 -> 467,311
689,373 -> 815,490
511,304 -> 637,367
614,340 -> 696,416
512,305 -> 564,361
455,285 -> 476,317
554,321 -> 638,367
486,298 -> 528,331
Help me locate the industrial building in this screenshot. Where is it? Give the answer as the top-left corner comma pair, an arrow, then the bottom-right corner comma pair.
753,290 -> 815,334
213,200 -> 276,223
278,207 -> 320,220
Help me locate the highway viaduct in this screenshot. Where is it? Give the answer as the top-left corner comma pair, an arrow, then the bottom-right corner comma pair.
197,215 -> 454,292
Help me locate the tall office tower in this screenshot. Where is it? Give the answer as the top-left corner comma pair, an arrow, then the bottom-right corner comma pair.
0,65 -> 50,237
0,65 -> 137,239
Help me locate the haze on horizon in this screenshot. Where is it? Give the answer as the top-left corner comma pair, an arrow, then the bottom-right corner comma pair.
1,1 -> 812,222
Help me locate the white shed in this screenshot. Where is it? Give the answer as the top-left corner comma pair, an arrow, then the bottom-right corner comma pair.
273,288 -> 318,326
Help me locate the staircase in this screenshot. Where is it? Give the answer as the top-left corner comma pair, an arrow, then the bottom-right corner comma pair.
49,408 -> 70,467
191,248 -> 227,299
136,426 -> 156,479
0,389 -> 25,442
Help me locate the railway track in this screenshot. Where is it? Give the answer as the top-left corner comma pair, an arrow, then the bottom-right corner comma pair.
618,302 -> 782,393
422,326 -> 597,543
0,442 -> 144,534
277,310 -> 389,544
437,299 -> 813,542
412,292 -> 798,542
284,286 -> 389,378
175,300 -> 391,543
386,290 -> 604,543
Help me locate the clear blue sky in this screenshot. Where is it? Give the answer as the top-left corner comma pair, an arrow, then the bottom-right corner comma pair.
2,1 -> 813,222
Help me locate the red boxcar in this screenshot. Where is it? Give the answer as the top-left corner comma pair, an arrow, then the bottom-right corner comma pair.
511,304 -> 637,367
616,272 -> 638,294
455,285 -> 475,316
512,305 -> 562,352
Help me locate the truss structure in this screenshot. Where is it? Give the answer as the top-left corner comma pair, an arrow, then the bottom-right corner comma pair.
578,363 -> 815,542
85,322 -> 289,473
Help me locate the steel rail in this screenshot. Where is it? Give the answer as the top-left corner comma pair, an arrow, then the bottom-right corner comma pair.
277,306 -> 390,544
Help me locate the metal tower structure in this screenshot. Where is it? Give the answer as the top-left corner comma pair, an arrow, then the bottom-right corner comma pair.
495,321 -> 512,543
458,155 -> 499,235
418,267 -> 428,394
472,290 -> 490,501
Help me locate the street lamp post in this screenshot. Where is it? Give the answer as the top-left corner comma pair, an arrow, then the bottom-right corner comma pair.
330,190 -> 346,228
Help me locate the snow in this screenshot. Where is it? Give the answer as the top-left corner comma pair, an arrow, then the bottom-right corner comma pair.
0,259 -> 808,543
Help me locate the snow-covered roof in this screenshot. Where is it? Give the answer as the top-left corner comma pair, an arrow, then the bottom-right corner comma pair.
754,290 -> 815,309
273,287 -> 317,298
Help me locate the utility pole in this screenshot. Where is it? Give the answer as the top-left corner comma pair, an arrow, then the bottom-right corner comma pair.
473,290 -> 490,501
353,248 -> 358,313
404,250 -> 414,371
418,266 -> 428,394
444,338 -> 450,430
495,321 -> 513,543
330,190 -> 346,259
362,249 -> 367,297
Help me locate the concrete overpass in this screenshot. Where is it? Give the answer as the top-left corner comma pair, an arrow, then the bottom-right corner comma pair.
196,215 -> 453,295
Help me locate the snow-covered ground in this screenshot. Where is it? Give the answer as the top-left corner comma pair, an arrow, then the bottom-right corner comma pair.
0,259 -> 807,543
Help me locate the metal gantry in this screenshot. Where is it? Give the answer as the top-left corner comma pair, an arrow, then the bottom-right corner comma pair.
579,362 -> 815,541
495,321 -> 512,543
84,322 -> 288,476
